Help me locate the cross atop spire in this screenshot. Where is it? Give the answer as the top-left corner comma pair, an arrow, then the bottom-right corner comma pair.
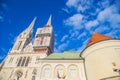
46,15 -> 52,26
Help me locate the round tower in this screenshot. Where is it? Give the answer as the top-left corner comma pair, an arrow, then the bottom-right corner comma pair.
81,33 -> 120,80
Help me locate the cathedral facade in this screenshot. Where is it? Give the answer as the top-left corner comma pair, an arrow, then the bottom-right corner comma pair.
0,16 -> 86,80
0,16 -> 120,80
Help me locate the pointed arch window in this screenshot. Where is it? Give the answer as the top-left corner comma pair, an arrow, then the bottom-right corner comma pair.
9,57 -> 14,63
44,68 -> 50,78
40,37 -> 44,45
31,69 -> 37,80
17,41 -> 22,50
17,57 -> 22,66
25,57 -> 30,66
21,57 -> 26,66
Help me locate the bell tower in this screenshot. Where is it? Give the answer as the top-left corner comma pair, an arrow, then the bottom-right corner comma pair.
33,15 -> 54,57
10,17 -> 36,53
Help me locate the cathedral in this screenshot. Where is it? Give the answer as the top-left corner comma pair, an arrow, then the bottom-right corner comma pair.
0,16 -> 120,80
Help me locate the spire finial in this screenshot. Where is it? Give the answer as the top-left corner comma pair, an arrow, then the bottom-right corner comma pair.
28,17 -> 37,32
46,15 -> 52,26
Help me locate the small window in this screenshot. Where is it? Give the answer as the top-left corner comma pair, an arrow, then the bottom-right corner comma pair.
32,76 -> 35,80
32,69 -> 37,75
21,57 -> 26,66
70,69 -> 76,77
44,68 -> 50,78
40,37 -> 44,45
17,41 -> 22,50
25,57 -> 30,66
9,57 -> 14,63
57,69 -> 66,79
17,57 -> 22,66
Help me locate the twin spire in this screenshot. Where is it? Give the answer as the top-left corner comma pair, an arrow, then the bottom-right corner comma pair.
22,15 -> 52,36
27,15 -> 52,32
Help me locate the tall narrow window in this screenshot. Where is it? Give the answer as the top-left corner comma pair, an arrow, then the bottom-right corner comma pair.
35,38 -> 39,46
31,69 -> 37,80
31,76 -> 35,80
9,57 -> 14,63
17,41 -> 22,50
32,69 -> 37,75
16,58 -> 19,64
21,57 -> 26,66
40,37 -> 44,45
17,57 -> 22,66
44,37 -> 47,45
25,57 -> 30,66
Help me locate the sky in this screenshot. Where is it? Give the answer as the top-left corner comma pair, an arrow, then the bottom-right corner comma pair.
0,0 -> 120,63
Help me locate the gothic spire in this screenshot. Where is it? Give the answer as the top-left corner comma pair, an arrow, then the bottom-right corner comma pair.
18,17 -> 37,39
27,17 -> 37,33
46,15 -> 52,26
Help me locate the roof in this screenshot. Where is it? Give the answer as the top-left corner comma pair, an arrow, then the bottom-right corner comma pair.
44,51 -> 82,60
87,32 -> 112,46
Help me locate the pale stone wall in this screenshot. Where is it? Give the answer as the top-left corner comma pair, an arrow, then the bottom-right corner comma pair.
0,54 -> 86,80
81,40 -> 120,80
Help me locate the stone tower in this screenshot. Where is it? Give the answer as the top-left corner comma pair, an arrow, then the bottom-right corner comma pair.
0,16 -> 55,80
11,17 -> 36,53
33,15 -> 54,58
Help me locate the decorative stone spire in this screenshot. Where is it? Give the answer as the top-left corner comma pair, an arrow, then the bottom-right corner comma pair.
27,17 -> 37,34
11,17 -> 37,53
18,17 -> 37,38
46,15 -> 52,26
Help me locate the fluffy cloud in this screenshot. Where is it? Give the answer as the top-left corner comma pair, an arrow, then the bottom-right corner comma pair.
85,20 -> 99,30
77,38 -> 89,52
8,33 -> 16,45
64,14 -> 84,29
0,16 -> 4,22
56,41 -> 69,52
0,3 -> 9,22
77,32 -> 87,40
60,0 -> 120,52
66,0 -> 79,7
61,35 -> 69,42
98,5 -> 120,28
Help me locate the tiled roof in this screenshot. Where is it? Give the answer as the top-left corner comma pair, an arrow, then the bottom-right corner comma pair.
87,32 -> 112,46
44,51 -> 82,60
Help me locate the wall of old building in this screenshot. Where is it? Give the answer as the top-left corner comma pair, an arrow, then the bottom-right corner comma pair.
81,40 -> 120,80
0,55 -> 86,80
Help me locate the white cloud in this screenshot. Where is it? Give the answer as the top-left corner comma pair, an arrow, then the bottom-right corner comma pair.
95,26 -> 111,34
61,35 -> 68,42
77,4 -> 85,12
101,0 -> 111,8
1,3 -> 9,11
66,0 -> 79,7
70,30 -> 79,39
97,4 -> 120,28
0,16 -> 4,22
56,41 -> 69,52
77,38 -> 89,52
62,8 -> 70,14
61,0 -> 120,52
85,20 -> 99,30
0,56 -> 5,61
77,32 -> 87,39
8,33 -> 16,45
64,14 -> 84,29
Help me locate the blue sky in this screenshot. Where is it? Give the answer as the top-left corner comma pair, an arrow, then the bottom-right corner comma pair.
0,0 -> 120,63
